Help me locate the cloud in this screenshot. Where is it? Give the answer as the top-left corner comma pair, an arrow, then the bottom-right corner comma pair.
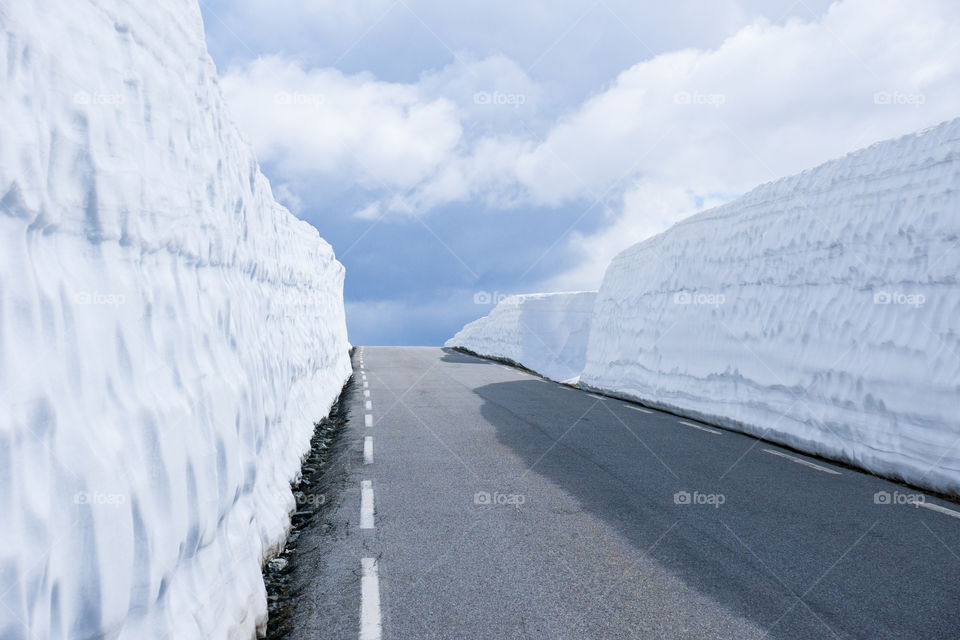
221,0 -> 960,293
418,54 -> 544,135
515,0 -> 960,206
203,0 -> 838,98
519,0 -> 960,286
220,56 -> 463,192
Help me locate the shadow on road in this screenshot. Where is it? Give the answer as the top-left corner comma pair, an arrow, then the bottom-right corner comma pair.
473,378 -> 960,640
439,348 -> 499,366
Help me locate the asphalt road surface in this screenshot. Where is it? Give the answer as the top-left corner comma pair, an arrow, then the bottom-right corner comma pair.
289,346 -> 960,640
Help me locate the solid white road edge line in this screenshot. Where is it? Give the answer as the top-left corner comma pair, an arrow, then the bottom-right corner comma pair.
359,558 -> 382,640
364,414 -> 373,428
762,448 -> 841,475
364,436 -> 373,464
916,501 -> 960,519
678,420 -> 722,435
360,480 -> 375,529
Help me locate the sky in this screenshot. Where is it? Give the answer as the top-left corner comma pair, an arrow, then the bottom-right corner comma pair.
198,0 -> 960,345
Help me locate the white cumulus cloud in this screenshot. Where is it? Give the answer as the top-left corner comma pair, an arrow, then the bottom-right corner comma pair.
220,0 -> 960,288
220,56 -> 463,192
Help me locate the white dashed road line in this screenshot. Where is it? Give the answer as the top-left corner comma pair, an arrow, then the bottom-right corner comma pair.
360,480 -> 375,529
917,501 -> 960,519
762,448 -> 840,475
358,350 -> 379,637
359,558 -> 382,640
626,405 -> 653,414
678,420 -> 722,435
588,393 -> 606,400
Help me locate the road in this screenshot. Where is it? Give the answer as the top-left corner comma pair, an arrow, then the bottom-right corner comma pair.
289,346 -> 960,640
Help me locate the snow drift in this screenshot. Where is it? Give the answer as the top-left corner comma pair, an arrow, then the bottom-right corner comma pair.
582,118 -> 960,495
0,1 -> 351,638
446,292 -> 596,382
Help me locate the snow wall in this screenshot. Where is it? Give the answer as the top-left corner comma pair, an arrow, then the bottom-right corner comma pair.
446,292 -> 596,382
0,1 -> 352,638
582,117 -> 960,496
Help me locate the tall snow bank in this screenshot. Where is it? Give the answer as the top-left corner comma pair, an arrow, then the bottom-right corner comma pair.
0,1 -> 351,638
582,118 -> 960,495
446,292 -> 596,381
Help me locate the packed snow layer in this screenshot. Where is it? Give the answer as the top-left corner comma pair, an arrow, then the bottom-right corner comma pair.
447,292 -> 596,382
0,1 -> 351,638
582,118 -> 960,495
